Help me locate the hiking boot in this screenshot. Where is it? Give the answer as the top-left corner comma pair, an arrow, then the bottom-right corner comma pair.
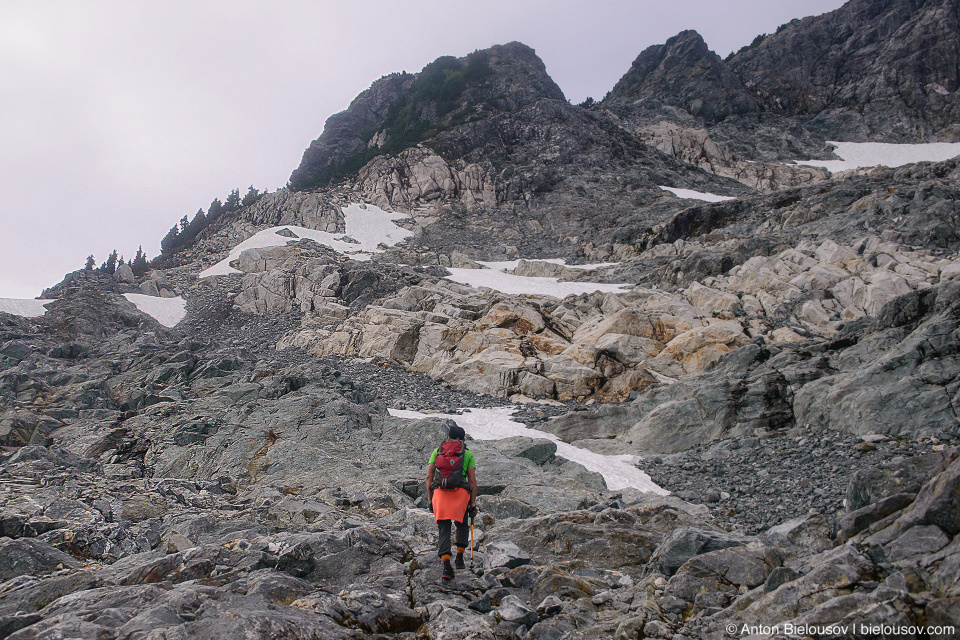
441,559 -> 455,580
455,553 -> 466,570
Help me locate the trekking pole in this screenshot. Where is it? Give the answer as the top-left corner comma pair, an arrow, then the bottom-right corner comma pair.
469,509 -> 475,570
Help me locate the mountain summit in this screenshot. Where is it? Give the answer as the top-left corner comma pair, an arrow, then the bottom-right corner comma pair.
288,42 -> 565,191
606,29 -> 757,123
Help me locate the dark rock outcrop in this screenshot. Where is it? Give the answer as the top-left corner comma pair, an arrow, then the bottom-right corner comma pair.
289,42 -> 566,191
607,30 -> 757,123
729,0 -> 960,140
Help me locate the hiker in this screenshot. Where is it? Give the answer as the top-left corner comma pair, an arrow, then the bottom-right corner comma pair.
426,424 -> 478,580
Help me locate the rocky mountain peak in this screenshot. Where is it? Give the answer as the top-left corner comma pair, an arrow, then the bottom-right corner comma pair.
605,29 -> 757,124
288,41 -> 564,191
728,0 -> 960,140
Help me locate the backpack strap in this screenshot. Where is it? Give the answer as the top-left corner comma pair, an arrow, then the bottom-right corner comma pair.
456,439 -> 472,494
430,440 -> 447,491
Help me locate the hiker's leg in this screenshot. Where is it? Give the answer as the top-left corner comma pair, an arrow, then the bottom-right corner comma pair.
437,520 -> 453,559
454,518 -> 470,553
453,517 -> 469,569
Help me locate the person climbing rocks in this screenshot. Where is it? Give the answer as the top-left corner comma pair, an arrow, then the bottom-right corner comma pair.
426,424 -> 478,580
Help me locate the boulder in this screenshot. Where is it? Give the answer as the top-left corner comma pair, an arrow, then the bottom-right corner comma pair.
830,276 -> 867,312
925,597 -> 960,635
139,280 -> 160,297
838,493 -> 916,541
541,354 -> 603,400
424,607 -> 495,640
542,404 -> 639,442
592,333 -> 663,364
536,594 -> 563,616
484,541 -> 532,571
655,322 -> 748,373
0,538 -> 80,580
115,263 -> 135,284
720,544 -> 878,625
761,512 -> 834,556
166,531 -> 196,554
489,437 -> 557,465
863,270 -> 912,316
845,450 -> 956,511
685,282 -> 741,315
651,527 -> 755,576
789,264 -> 849,290
664,543 -> 782,611
883,524 -> 950,562
763,566 -> 801,592
476,302 -> 545,335
517,371 -> 555,398
440,349 -> 534,398
815,240 -> 857,265
895,455 -> 960,536
497,594 -> 537,627
941,261 -> 960,281
573,308 -> 674,344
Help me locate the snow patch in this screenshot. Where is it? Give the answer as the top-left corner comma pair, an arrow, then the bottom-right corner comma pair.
0,298 -> 54,318
388,406 -> 667,494
123,294 -> 187,327
200,203 -> 413,278
444,261 -> 629,298
797,141 -> 960,173
659,186 -> 735,202
478,259 -> 619,271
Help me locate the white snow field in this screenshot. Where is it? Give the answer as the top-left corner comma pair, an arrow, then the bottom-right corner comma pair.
797,141 -> 960,173
659,186 -> 735,202
200,203 -> 413,278
0,298 -> 55,317
388,406 -> 667,494
123,293 -> 187,328
444,260 -> 630,298
477,259 -> 619,271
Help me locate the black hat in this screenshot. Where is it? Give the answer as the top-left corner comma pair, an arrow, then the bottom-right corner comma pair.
448,425 -> 466,440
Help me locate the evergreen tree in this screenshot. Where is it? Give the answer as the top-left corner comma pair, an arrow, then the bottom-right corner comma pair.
207,198 -> 224,222
84,255 -> 95,270
184,209 -> 207,243
160,224 -> 180,256
224,188 -> 241,212
132,246 -> 148,276
105,249 -> 118,274
241,185 -> 260,207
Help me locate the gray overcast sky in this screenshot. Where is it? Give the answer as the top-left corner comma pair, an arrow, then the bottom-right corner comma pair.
0,0 -> 847,298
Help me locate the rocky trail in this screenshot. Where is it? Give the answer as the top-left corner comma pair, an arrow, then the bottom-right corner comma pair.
2,0 -> 960,637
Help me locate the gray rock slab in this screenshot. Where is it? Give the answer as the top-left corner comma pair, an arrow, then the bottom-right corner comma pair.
0,538 -> 80,580
484,541 -> 531,571
651,527 -> 755,576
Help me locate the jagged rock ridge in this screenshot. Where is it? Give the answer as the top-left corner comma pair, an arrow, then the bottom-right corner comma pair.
608,30 -> 757,124
729,0 -> 960,140
601,0 -> 960,197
